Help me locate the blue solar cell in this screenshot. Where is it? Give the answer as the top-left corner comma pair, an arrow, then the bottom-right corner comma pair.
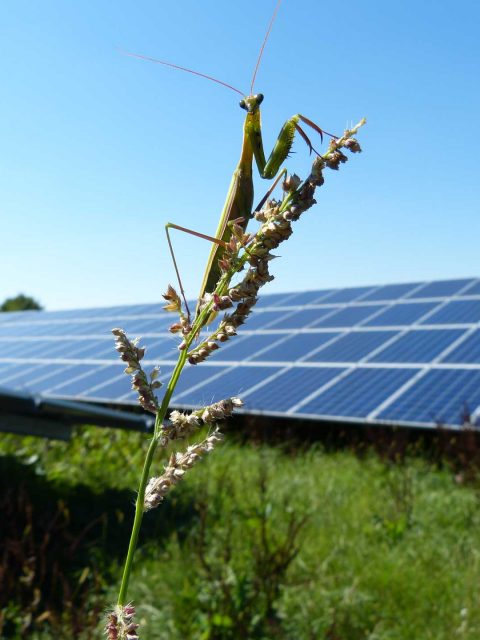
212,334 -> 282,362
30,365 -> 102,393
307,331 -> 396,362
442,330 -> 480,364
278,290 -> 333,306
254,292 -> 298,308
378,369 -> 480,427
243,310 -> 287,329
171,365 -> 227,401
271,308 -> 340,329
66,321 -> 117,336
0,362 -> 28,379
461,281 -> 480,296
360,282 -> 422,302
42,365 -> 122,395
0,322 -> 49,338
320,287 -> 375,304
365,302 -> 438,326
87,374 -> 137,401
57,340 -> 114,359
315,305 -> 385,328
0,341 -> 38,358
370,329 -> 465,363
407,279 -> 475,299
296,367 -> 418,418
243,366 -> 346,412
134,303 -> 170,315
255,332 -> 341,362
0,363 -> 49,385
420,300 -> 480,325
121,317 -> 172,334
14,339 -> 86,360
143,337 -> 179,361
174,365 -> 280,407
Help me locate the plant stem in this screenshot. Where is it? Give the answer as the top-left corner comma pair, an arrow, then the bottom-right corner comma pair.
116,286 -> 227,605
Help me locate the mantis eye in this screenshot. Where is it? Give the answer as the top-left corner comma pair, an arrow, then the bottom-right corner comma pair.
256,93 -> 264,105
239,99 -> 247,110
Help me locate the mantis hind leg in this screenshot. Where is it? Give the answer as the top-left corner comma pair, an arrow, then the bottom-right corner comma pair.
165,222 -> 228,322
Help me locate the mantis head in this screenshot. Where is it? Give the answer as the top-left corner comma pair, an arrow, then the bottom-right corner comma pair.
239,94 -> 264,113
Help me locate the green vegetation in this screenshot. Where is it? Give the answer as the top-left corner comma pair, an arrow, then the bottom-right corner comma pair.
1,426 -> 480,638
0,293 -> 43,312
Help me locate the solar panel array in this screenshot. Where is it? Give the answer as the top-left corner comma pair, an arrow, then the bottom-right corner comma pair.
1,277 -> 480,430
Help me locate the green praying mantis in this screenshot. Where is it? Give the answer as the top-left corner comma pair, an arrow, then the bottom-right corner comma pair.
125,0 -> 328,324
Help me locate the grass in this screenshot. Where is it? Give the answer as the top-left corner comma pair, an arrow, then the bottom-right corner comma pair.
1,425 -> 480,638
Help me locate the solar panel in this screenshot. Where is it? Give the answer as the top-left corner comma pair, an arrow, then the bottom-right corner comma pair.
267,308 -> 335,329
243,366 -> 346,413
442,330 -> 480,364
462,280 -> 480,296
306,330 -> 396,362
320,286 -> 375,304
0,276 -> 479,431
295,367 -> 418,419
360,282 -> 421,302
377,369 -> 480,427
364,302 -> 439,326
173,365 -> 281,407
253,332 -> 341,362
369,329 -> 464,363
315,305 -> 385,327
407,278 -> 475,299
420,300 -> 480,324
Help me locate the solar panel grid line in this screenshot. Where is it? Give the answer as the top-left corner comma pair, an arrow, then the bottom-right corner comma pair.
0,364 -> 29,385
435,326 -> 478,363
361,328 -> 411,362
223,366 -> 292,403
367,367 -> 429,419
406,296 -> 456,325
432,363 -> 480,370
286,366 -> 357,414
262,291 -> 304,307
283,410 -> 435,429
39,364 -> 113,395
355,303 -> 395,327
311,289 -> 343,304
73,369 -> 129,397
251,306 -> 306,329
405,278 -> 473,300
318,285 -> 377,304
170,366 -> 232,402
363,307 -> 471,362
403,280 -> 432,299
295,332 -> 347,362
370,322 -> 480,420
0,362 -> 60,386
221,332 -> 294,363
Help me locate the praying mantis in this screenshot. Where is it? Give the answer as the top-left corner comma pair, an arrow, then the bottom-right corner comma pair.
125,0 -> 328,323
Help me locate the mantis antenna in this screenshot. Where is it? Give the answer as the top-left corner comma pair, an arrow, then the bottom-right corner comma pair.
250,0 -> 282,94
119,49 -> 245,97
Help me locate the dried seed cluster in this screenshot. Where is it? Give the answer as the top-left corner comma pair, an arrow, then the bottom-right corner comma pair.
112,328 -> 161,414
161,397 -> 243,443
105,603 -> 139,640
144,429 -> 224,510
187,119 -> 365,366
163,284 -> 192,336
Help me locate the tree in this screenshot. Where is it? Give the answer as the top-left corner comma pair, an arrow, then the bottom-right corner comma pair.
0,294 -> 43,312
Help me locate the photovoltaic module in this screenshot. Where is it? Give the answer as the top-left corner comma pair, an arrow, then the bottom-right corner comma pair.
1,277 -> 479,430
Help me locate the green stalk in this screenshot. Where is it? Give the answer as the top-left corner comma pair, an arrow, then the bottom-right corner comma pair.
116,274 -> 232,605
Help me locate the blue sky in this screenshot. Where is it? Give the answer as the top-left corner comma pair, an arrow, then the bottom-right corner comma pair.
1,0 -> 479,310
